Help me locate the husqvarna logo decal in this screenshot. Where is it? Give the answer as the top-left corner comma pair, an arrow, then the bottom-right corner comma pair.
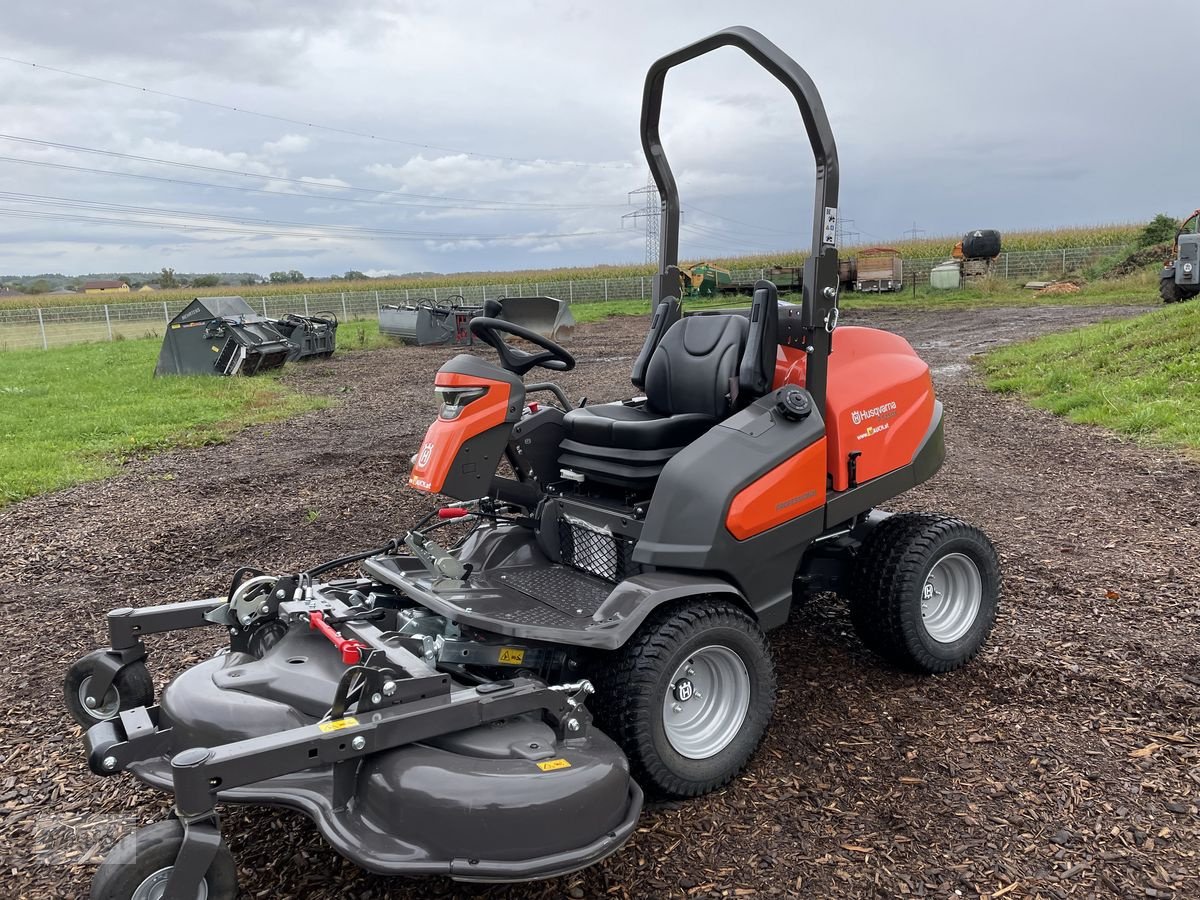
417,442 -> 435,468
851,401 -> 898,426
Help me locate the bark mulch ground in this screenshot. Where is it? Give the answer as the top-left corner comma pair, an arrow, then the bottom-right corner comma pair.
2,303 -> 1197,899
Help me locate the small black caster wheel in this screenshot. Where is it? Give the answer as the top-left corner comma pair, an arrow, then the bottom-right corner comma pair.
90,820 -> 238,900
64,650 -> 154,729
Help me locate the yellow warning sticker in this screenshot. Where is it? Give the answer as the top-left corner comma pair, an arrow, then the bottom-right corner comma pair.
318,717 -> 359,733
497,647 -> 526,665
211,345 -> 221,352
536,758 -> 571,772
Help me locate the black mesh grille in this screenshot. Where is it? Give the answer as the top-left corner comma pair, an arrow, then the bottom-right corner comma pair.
557,517 -> 641,583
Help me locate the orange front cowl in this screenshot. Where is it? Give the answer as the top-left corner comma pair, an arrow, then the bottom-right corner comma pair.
725,438 -> 827,541
408,371 -> 512,495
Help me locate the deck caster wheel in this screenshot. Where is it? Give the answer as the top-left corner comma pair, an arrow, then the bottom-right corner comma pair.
64,650 -> 154,729
90,820 -> 237,900
850,513 -> 1000,673
592,598 -> 776,800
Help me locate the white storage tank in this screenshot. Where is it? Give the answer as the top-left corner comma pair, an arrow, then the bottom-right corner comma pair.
930,260 -> 962,290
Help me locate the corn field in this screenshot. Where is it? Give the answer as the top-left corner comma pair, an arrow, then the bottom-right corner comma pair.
0,223 -> 1144,312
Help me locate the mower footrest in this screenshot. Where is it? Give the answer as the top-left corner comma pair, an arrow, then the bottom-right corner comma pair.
363,556 -> 619,645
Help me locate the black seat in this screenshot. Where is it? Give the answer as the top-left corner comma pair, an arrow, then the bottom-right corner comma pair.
558,282 -> 779,485
559,313 -> 749,484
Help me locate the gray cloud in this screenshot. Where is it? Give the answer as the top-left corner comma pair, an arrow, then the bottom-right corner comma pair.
0,0 -> 1195,277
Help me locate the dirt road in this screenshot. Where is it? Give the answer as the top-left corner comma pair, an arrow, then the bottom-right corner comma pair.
3,303 -> 1197,899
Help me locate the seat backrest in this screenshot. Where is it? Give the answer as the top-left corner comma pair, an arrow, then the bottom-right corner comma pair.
644,314 -> 749,418
631,298 -> 680,389
738,279 -> 779,399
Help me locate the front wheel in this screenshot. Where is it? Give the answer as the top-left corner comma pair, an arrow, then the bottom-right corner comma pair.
591,599 -> 776,800
64,651 -> 154,729
850,514 -> 1000,673
90,820 -> 238,900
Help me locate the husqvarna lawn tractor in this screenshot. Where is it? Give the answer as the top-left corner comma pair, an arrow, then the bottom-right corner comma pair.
65,27 -> 1000,900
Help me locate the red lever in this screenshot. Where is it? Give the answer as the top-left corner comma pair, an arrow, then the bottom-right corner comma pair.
437,507 -> 470,519
308,611 -> 366,664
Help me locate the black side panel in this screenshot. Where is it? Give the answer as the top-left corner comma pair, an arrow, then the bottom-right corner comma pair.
509,407 -> 565,489
441,425 -> 513,501
630,298 -> 679,389
633,390 -> 826,629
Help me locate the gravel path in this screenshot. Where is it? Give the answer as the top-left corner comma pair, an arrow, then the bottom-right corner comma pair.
3,303 -> 1198,900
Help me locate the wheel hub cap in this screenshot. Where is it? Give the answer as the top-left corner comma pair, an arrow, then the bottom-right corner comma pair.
662,645 -> 751,760
921,552 -> 983,643
77,675 -> 119,720
132,866 -> 208,900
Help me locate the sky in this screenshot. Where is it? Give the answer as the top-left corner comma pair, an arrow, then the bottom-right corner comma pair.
0,0 -> 1195,278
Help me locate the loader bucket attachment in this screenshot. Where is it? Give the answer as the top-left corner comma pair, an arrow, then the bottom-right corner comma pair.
155,296 -> 293,377
379,300 -> 481,346
272,312 -> 338,361
497,296 -> 575,341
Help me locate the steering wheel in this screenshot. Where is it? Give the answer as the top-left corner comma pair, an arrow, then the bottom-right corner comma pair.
468,317 -> 575,377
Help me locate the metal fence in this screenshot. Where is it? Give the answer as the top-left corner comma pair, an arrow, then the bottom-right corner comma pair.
0,245 -> 1126,352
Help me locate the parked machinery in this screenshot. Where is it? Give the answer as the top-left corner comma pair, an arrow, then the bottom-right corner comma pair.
155,296 -> 293,377
854,247 -> 903,292
69,27 -> 1000,900
1159,210 -> 1200,303
271,312 -> 338,360
379,295 -> 575,345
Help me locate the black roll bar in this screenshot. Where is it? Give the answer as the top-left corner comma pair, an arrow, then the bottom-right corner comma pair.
639,25 -> 842,413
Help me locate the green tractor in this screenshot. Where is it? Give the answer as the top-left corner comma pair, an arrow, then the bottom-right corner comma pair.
679,262 -> 732,297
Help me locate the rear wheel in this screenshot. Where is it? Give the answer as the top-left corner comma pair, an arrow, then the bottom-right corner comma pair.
591,599 -> 776,799
850,514 -> 1000,673
90,820 -> 237,900
1160,276 -> 1198,303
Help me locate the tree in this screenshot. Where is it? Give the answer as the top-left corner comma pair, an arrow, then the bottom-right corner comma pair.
193,274 -> 221,288
159,267 -> 178,288
239,274 -> 261,286
27,278 -> 51,294
1139,214 -> 1179,248
287,269 -> 306,283
344,270 -> 367,281
269,270 -> 306,284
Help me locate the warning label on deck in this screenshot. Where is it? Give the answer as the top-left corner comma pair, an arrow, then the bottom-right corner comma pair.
536,758 -> 572,772
498,647 -> 526,665
318,717 -> 359,733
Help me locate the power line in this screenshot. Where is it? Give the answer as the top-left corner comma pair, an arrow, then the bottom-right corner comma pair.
0,153 -> 625,214
0,133 -> 622,209
682,203 -> 796,237
0,54 -> 633,171
0,192 -> 625,243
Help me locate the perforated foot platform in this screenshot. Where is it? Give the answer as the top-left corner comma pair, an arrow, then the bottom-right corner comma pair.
362,556 -> 642,648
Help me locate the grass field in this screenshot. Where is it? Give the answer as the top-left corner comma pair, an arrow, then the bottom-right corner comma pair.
2,223 -> 1143,311
980,300 -> 1200,453
0,341 -> 327,507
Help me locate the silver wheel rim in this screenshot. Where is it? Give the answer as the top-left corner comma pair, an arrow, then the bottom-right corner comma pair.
77,675 -> 119,720
921,552 -> 983,643
662,645 -> 751,759
132,866 -> 208,900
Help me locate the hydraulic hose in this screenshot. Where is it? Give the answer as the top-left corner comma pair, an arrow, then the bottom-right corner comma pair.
304,541 -> 397,578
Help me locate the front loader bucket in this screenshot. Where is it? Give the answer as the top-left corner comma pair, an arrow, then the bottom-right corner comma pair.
379,304 -> 457,345
498,296 -> 575,341
155,296 -> 294,376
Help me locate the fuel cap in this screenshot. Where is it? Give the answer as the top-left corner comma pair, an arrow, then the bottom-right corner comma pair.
775,386 -> 812,421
